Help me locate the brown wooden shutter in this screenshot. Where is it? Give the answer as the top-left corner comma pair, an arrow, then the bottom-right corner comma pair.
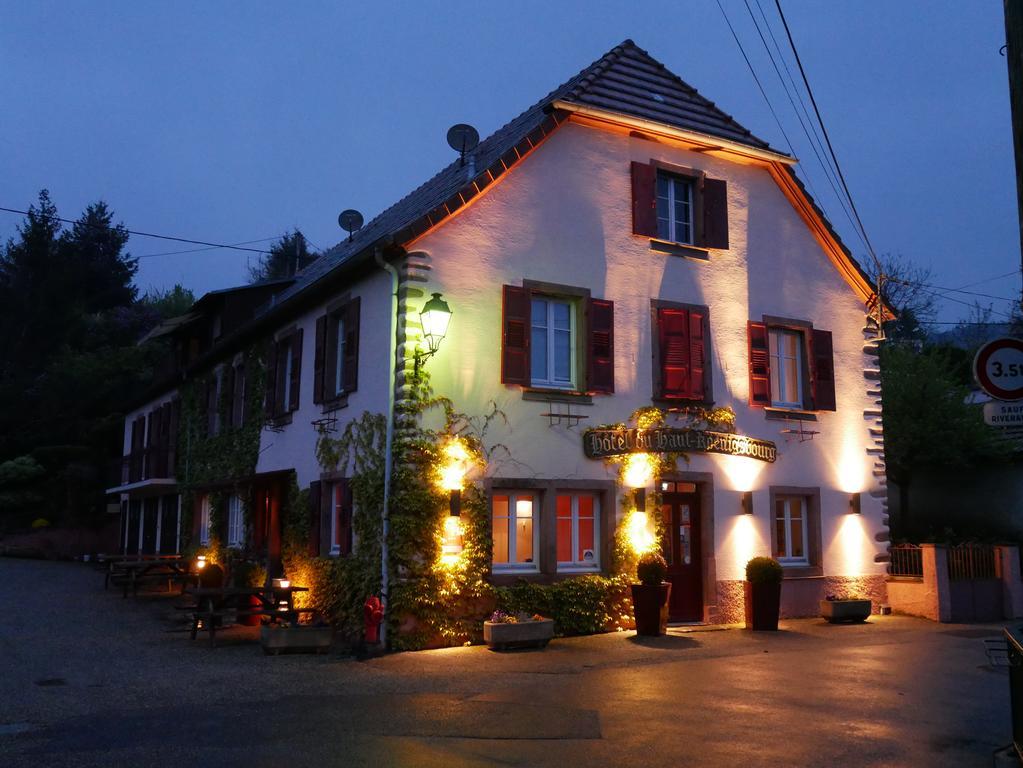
288,329 -> 302,413
658,308 -> 692,399
318,480 -> 331,556
307,481 -> 321,557
748,321 -> 771,407
313,315 -> 326,404
700,177 -> 729,249
631,161 -> 657,237
342,297 -> 360,394
501,285 -> 530,385
264,340 -> 278,418
811,329 -> 836,411
688,309 -> 707,400
232,364 -> 245,427
587,298 -> 614,394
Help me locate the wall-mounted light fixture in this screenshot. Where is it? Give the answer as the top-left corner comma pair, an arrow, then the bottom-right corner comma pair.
848,492 -> 861,515
740,491 -> 753,515
414,292 -> 452,374
438,438 -> 469,566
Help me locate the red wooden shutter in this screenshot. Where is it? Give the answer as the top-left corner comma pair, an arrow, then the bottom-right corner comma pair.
313,315 -> 326,404
688,309 -> 707,400
342,297 -> 360,394
501,285 -> 530,385
587,298 -> 614,393
264,340 -> 278,418
288,329 -> 302,412
811,329 -> 836,411
658,308 -> 692,399
631,161 -> 657,237
700,177 -> 729,249
748,321 -> 771,407
307,481 -> 321,557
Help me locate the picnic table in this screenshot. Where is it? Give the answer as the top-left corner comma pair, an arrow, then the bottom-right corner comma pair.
183,585 -> 311,648
105,557 -> 194,597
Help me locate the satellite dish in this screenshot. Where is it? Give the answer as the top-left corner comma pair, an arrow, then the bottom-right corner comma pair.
338,209 -> 364,241
446,123 -> 479,166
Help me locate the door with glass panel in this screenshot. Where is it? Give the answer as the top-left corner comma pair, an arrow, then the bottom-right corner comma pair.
660,482 -> 703,622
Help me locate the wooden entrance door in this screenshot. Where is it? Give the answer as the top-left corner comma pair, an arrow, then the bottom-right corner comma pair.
660,483 -> 703,622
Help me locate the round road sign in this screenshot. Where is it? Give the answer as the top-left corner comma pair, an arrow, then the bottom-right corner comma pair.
973,337 -> 1023,401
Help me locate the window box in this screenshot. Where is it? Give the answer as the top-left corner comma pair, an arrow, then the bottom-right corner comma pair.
260,625 -> 334,655
483,618 -> 554,651
820,598 -> 871,624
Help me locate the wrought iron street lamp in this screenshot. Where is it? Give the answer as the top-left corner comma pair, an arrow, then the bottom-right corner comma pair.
414,292 -> 452,374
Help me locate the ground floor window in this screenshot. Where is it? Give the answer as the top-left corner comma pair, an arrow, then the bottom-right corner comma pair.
492,491 -> 538,572
556,492 -> 599,571
199,495 -> 211,546
769,487 -> 821,574
226,495 -> 244,548
330,481 -> 352,556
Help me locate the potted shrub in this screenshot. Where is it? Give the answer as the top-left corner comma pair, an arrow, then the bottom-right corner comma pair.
631,552 -> 671,636
744,556 -> 783,631
483,611 -> 554,650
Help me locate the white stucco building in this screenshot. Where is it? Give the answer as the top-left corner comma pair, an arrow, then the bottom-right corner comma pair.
110,40 -> 889,624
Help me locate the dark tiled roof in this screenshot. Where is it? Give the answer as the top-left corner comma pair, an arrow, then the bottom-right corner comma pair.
261,40 -> 784,314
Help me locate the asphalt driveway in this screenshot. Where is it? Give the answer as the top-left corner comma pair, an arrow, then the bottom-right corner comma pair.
0,558 -> 1012,767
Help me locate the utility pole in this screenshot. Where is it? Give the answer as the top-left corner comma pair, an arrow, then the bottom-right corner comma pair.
1004,0 -> 1023,311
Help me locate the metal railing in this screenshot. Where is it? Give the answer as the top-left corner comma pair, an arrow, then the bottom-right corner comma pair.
947,543 -> 997,581
888,543 -> 923,578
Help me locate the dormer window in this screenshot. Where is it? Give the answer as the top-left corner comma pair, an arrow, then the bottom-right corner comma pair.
656,172 -> 694,245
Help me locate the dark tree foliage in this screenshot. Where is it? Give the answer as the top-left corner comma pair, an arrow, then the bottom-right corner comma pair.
0,191 -> 188,530
248,230 -> 318,283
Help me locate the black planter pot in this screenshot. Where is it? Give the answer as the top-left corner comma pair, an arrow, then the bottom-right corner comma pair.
631,582 -> 671,636
744,580 -> 781,631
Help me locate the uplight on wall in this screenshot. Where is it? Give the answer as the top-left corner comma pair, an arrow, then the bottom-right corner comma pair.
740,491 -> 753,515
438,437 -> 469,567
848,492 -> 862,515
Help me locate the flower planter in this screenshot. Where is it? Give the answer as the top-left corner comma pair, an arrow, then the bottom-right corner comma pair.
260,625 -> 334,655
821,599 -> 871,623
631,582 -> 671,636
744,581 -> 781,631
483,619 -> 554,651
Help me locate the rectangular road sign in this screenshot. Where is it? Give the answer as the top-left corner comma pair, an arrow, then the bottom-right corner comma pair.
984,401 -> 1023,427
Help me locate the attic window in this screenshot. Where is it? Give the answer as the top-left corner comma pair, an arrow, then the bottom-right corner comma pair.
650,92 -> 666,103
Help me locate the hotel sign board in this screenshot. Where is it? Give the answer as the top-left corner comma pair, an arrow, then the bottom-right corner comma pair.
973,337 -> 1023,401
984,401 -> 1023,427
583,428 -> 777,463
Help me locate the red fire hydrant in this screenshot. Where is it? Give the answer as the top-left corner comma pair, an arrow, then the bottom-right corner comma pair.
364,596 -> 384,644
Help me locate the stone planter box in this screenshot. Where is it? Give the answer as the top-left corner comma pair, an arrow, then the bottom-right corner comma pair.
821,599 -> 871,623
260,625 -> 333,655
483,619 -> 554,651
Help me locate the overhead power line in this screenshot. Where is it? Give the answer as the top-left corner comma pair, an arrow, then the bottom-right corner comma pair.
135,237 -> 281,259
0,206 -> 270,255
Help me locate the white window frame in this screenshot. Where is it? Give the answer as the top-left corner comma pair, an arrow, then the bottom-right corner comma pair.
199,496 -> 211,546
329,482 -> 344,556
530,297 -> 576,390
774,495 -> 809,566
769,328 -> 804,409
491,490 -> 539,573
226,495 -> 244,549
656,172 -> 694,245
334,314 -> 346,399
556,492 -> 600,573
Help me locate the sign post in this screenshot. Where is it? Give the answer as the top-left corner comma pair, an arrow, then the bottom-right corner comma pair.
973,337 -> 1023,402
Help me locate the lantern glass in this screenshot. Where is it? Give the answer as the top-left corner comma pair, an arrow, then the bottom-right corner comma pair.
420,293 -> 452,354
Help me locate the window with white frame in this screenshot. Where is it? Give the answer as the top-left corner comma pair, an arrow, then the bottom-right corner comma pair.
199,496 -> 211,546
656,172 -> 694,244
329,481 -> 352,556
226,495 -> 244,548
773,495 -> 809,565
492,491 -> 538,571
530,297 -> 575,389
556,492 -> 599,571
281,349 -> 293,411
768,328 -> 804,408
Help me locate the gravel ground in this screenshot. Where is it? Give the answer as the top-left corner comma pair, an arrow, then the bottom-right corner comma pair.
0,558 -> 1013,767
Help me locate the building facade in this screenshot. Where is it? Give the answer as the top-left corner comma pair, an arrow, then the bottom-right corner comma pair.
109,41 -> 889,625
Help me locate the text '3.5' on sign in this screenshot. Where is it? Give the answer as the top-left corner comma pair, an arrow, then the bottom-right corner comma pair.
973,337 -> 1023,401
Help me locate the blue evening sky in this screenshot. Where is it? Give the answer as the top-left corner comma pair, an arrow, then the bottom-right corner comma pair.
1,1 -> 1018,323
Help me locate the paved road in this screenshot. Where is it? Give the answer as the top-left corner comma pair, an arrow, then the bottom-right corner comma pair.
0,558 -> 1012,767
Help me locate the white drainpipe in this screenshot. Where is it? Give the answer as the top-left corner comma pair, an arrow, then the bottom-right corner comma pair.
374,246 -> 400,649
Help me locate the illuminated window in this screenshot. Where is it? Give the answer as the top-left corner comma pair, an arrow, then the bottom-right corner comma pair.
531,298 -> 576,389
769,329 -> 804,408
774,496 -> 808,565
198,496 -> 211,546
556,493 -> 599,571
656,172 -> 694,244
492,492 -> 538,571
226,495 -> 244,548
